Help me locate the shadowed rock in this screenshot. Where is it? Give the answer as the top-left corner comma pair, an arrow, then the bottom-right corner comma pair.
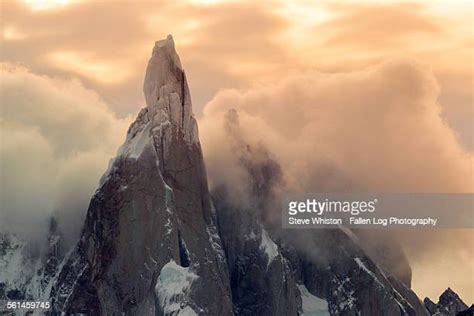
49,35 -> 233,315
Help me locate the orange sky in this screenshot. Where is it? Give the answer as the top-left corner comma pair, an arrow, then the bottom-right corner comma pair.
1,0 -> 473,302
2,0 -> 472,150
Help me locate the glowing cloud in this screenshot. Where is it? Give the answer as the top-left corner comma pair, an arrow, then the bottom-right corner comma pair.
47,51 -> 130,84
21,0 -> 80,11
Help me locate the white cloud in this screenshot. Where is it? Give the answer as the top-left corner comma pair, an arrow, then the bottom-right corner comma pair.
0,63 -> 131,244
200,59 -> 471,195
198,59 -> 473,300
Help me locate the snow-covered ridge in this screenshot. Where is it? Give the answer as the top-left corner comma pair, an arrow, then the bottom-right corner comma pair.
259,228 -> 279,270
118,121 -> 152,159
353,257 -> 412,313
0,233 -> 64,301
0,234 -> 36,295
354,257 -> 384,288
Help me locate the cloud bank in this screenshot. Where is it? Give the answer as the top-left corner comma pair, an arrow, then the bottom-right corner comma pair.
0,64 -> 131,246
199,59 -> 473,300
2,2 -> 472,152
200,60 -> 471,194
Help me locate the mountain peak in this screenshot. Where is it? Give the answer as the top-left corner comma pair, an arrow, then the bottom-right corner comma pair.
439,287 -> 466,306
49,37 -> 233,315
140,35 -> 197,146
152,34 -> 182,69
98,38 -> 198,183
144,34 -> 183,108
424,288 -> 470,315
155,34 -> 176,48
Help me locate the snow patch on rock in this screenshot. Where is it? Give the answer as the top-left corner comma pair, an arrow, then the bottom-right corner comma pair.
164,218 -> 173,236
206,223 -> 225,261
0,234 -> 35,294
155,260 -> 198,315
177,306 -> 198,316
0,233 -> 69,301
259,228 -> 278,270
330,276 -> 356,312
117,123 -> 151,159
354,257 -> 384,287
298,284 -> 330,316
248,230 -> 257,240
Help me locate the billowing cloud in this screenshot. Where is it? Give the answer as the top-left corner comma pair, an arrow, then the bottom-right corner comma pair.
0,64 -> 131,246
2,1 -> 471,152
198,59 -> 473,300
200,60 -> 471,193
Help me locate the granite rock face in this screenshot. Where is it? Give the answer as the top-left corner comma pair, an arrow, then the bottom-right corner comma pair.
213,189 -> 302,315
212,107 -> 302,315
213,185 -> 430,316
211,108 -> 430,316
49,35 -> 233,315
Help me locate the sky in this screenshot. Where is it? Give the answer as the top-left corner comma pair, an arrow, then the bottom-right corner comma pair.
1,0 -> 473,303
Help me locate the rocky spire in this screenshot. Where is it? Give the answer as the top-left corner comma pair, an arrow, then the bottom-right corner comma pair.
104,35 -> 199,172
49,36 -> 233,315
143,34 -> 198,145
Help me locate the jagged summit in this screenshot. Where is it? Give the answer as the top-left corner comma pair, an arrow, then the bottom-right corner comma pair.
143,34 -> 198,145
424,288 -> 470,316
144,34 -> 184,107
438,288 -> 468,310
49,37 -> 233,315
440,288 -> 461,300
153,35 -> 182,67
107,35 -> 198,167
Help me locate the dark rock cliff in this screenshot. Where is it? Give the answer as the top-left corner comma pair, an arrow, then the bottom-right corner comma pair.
49,35 -> 233,315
